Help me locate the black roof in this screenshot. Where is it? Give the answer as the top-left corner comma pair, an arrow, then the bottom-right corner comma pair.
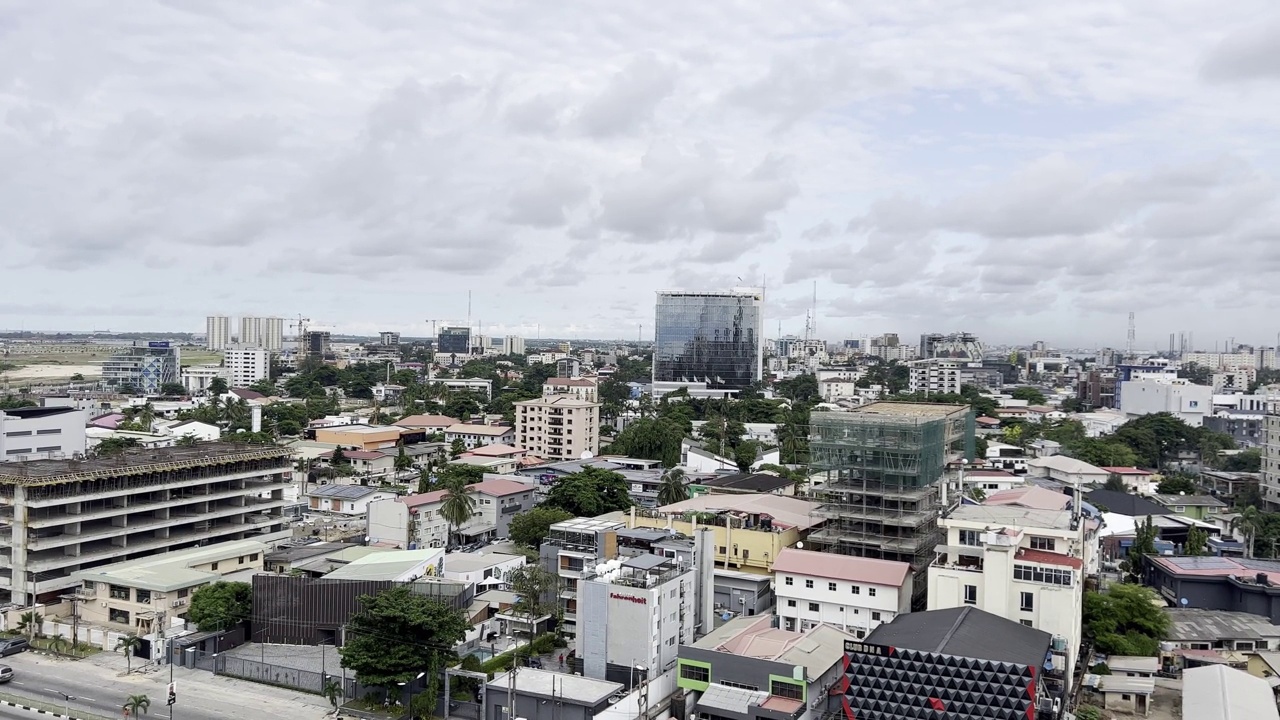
1084,489 -> 1171,517
699,473 -> 792,492
0,406 -> 81,419
866,606 -> 1051,670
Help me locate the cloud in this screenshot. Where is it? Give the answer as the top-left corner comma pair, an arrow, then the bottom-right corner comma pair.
1202,18 -> 1280,82
576,54 -> 677,137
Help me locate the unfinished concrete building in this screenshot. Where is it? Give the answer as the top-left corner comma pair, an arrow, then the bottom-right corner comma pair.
808,402 -> 973,608
0,442 -> 293,605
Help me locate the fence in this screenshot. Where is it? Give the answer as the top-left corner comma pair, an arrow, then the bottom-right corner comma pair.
191,649 -> 360,699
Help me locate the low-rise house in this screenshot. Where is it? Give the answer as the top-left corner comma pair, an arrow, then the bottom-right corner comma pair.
691,472 -> 796,497
1151,493 -> 1228,520
1026,455 -> 1110,486
339,449 -> 397,478
315,424 -> 404,451
1101,466 -> 1156,495
1200,470 -> 1262,505
367,477 -> 537,548
392,414 -> 459,433
483,668 -> 623,720
1108,655 -> 1158,677
263,542 -> 356,574
1084,489 -> 1171,518
322,548 -> 444,582
72,540 -> 266,632
772,548 -> 910,638
982,485 -> 1073,511
443,552 -> 525,590
1165,608 -> 1280,652
444,423 -> 515,450
964,469 -> 1023,494
1088,675 -> 1154,716
306,485 -> 396,515
165,419 -> 221,442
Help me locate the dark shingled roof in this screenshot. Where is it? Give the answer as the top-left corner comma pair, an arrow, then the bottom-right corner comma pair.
866,606 -> 1052,671
699,473 -> 793,493
1084,489 -> 1171,517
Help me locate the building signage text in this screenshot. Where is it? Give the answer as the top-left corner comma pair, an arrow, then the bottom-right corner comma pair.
610,592 -> 647,605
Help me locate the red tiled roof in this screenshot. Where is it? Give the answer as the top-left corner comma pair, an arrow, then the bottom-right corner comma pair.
967,470 -> 1017,478
984,486 -> 1072,511
1014,547 -> 1083,569
760,697 -> 804,714
1100,467 -> 1151,475
401,477 -> 533,509
546,378 -> 596,387
343,450 -> 383,460
975,417 -> 1002,425
465,443 -> 527,458
772,548 -> 911,587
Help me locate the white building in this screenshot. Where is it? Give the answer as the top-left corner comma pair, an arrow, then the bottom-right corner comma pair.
166,420 -> 221,442
1262,402 -> 1280,511
224,345 -> 271,388
772,548 -> 911,639
0,407 -> 87,462
499,336 -> 526,355
820,378 -> 861,401
239,317 -> 285,351
908,358 -> 963,395
1120,378 -> 1213,426
366,478 -> 538,548
514,396 -> 601,462
929,503 -> 1098,696
542,378 -> 599,403
444,423 -> 516,450
206,316 -> 231,351
1025,455 -> 1110,487
306,485 -> 395,516
442,551 -> 526,589
181,365 -> 226,394
1183,351 -> 1258,370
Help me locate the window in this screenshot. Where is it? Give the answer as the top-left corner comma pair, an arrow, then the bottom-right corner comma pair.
109,608 -> 130,624
787,600 -> 796,608
719,546 -> 727,554
770,680 -> 804,701
1014,564 -> 1074,587
1020,592 -> 1034,612
36,428 -> 61,435
963,585 -> 977,605
828,582 -> 837,592
808,602 -> 819,612
805,579 -> 814,589
178,588 -> 189,598
784,576 -> 794,586
851,585 -> 860,595
722,680 -> 760,691
211,562 -> 219,571
136,589 -> 152,604
680,664 -> 709,683
82,581 -> 95,591
4,431 -> 31,437
109,585 -> 130,600
1029,537 -> 1055,551
1020,620 -> 1034,627
958,529 -> 981,546
871,612 -> 881,621
238,556 -> 245,564
868,588 -> 876,597
1174,506 -> 1185,512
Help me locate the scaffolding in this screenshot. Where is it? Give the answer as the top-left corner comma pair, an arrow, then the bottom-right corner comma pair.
807,402 -> 974,608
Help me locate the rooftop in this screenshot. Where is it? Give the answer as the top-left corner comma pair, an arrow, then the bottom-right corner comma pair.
945,504 -> 1079,531
655,494 -> 822,531
1184,665 -> 1280,720
307,484 -> 385,500
393,414 -> 459,428
463,443 -> 527,457
1100,466 -> 1152,475
1149,555 -> 1280,578
322,548 -> 444,582
865,606 -> 1052,671
513,396 -> 601,408
1166,609 -> 1280,642
0,406 -> 82,420
1026,455 -> 1107,475
692,615 -> 855,681
399,477 -> 535,508
1152,493 -> 1228,508
838,401 -> 971,420
0,442 -> 291,486
697,473 -> 793,493
71,539 -> 267,592
444,424 -> 514,436
265,541 -> 355,563
317,424 -> 400,435
444,552 -> 524,574
486,667 -> 622,705
1084,489 -> 1171,517
772,548 -> 911,587
982,486 -> 1072,511
1107,656 -> 1159,673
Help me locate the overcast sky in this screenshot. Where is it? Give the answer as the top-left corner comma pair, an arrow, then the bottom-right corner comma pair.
2,3 -> 1279,348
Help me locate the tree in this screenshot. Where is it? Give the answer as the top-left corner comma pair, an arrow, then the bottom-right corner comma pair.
159,382 -> 187,397
439,475 -> 477,546
543,466 -> 634,517
116,635 -> 144,674
1156,474 -> 1198,495
338,586 -> 469,696
733,440 -> 760,473
1083,584 -> 1170,656
657,468 -> 689,506
1177,362 -> 1212,385
175,434 -> 199,447
417,466 -> 432,494
393,443 -> 413,472
1122,516 -> 1157,582
604,416 -> 685,467
1185,527 -> 1209,556
449,439 -> 467,459
16,611 -> 42,640
1104,473 -> 1128,492
47,634 -> 68,655
248,378 -> 277,396
331,447 -> 349,466
124,693 -> 151,716
1221,449 -> 1262,472
509,506 -> 574,549
1232,505 -> 1263,559
207,377 -> 229,396
505,564 -> 559,629
187,581 -> 253,632
94,436 -> 141,457
1009,387 -> 1047,405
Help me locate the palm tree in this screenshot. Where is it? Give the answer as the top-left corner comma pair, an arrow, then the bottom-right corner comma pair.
657,468 -> 689,506
47,634 -> 68,655
1232,506 -> 1263,559
16,611 -> 43,640
438,475 -> 476,547
125,694 -> 150,715
322,677 -> 343,711
116,635 -> 143,674
137,402 -> 155,432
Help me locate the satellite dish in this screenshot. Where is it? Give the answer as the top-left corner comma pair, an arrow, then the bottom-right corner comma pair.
1180,598 -> 1189,606
580,451 -> 594,460
796,542 -> 804,550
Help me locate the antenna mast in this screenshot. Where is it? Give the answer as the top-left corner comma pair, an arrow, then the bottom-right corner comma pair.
1126,311 -> 1135,357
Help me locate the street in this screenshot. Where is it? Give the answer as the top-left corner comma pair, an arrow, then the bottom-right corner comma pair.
0,651 -> 332,720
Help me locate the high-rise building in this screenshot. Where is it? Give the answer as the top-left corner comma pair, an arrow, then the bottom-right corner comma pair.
303,331 -> 331,360
437,327 -> 470,361
224,345 -> 271,387
653,288 -> 762,390
379,331 -> 400,346
514,396 -> 601,461
239,317 -> 284,351
205,316 -> 231,351
1262,400 -> 1280,511
499,336 -> 526,355
808,402 -> 974,609
101,341 -> 181,395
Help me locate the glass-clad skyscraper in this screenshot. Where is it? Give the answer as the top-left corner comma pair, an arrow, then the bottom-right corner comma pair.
653,289 -> 763,390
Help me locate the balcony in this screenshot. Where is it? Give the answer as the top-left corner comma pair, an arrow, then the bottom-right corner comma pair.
23,467 -> 290,508
25,481 -> 291,528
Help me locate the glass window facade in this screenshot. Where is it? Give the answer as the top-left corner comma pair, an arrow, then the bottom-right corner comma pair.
653,291 -> 762,389
437,327 -> 470,355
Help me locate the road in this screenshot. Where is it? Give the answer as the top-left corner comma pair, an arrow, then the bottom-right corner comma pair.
0,651 -> 331,720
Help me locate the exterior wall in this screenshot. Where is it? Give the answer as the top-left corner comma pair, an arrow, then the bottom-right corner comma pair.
315,427 -> 403,450
444,427 -> 515,450
181,365 -> 226,394
677,646 -> 806,702
713,571 -> 774,617
443,555 -> 525,587
1120,379 -> 1213,427
206,316 -> 231,351
1263,410 -> 1280,511
0,409 -> 88,462
775,572 -> 908,638
78,552 -> 265,629
653,289 -> 763,391
908,359 -> 963,395
307,491 -> 393,515
239,317 -> 284,351
625,515 -> 798,574
514,398 -> 601,461
224,346 -> 271,387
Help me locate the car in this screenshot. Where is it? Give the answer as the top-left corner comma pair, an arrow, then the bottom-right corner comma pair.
0,666 -> 12,683
0,639 -> 30,657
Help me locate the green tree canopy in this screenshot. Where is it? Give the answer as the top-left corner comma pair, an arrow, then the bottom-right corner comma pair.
604,416 -> 685,467
1009,387 -> 1047,405
508,506 -> 575,548
188,581 -> 253,632
543,466 -> 634,517
207,377 -> 229,396
159,382 -> 187,396
1083,584 -> 1170,656
1156,474 -> 1198,495
338,586 -> 470,690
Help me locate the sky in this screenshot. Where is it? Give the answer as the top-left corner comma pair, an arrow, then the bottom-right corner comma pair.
2,2 -> 1280,348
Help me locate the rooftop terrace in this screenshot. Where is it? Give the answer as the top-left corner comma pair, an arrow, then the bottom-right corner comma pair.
0,442 -> 291,486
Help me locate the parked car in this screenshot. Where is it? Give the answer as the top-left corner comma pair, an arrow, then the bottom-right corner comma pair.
0,665 -> 12,683
0,639 -> 30,657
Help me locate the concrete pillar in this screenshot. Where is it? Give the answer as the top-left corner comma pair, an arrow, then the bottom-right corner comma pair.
12,486 -> 28,606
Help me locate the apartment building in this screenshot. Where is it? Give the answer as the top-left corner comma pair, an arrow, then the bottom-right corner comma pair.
205,316 -> 231,351
514,396 -> 600,462
101,342 -> 180,395
72,539 -> 266,632
0,443 -> 293,605
366,478 -> 537,549
542,378 -> 599,403
907,358 -> 964,395
539,517 -> 624,643
224,345 -> 271,387
239,317 -> 285,351
1264,400 -> 1280,511
1,407 -> 87,462
1119,378 -> 1213,426
928,502 -> 1098,696
772,548 -> 911,638
443,423 -> 515,450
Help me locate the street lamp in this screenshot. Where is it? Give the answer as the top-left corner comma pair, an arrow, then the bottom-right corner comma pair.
630,664 -> 647,690
398,672 -> 425,717
45,689 -> 87,718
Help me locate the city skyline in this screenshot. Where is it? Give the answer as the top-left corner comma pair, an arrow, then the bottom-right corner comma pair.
2,3 -> 1279,346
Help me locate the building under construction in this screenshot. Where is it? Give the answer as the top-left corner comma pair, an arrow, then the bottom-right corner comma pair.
808,402 -> 973,608
0,442 -> 293,606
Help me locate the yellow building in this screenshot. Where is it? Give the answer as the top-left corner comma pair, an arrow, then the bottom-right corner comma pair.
623,494 -> 822,575
314,424 -> 405,451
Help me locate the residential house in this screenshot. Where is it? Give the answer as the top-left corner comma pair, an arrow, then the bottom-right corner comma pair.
444,423 -> 516,450
772,548 -> 911,638
315,424 -> 405,451
1165,608 -> 1280,652
166,419 -> 221,442
366,477 -> 537,548
1151,493 -> 1228,521
1100,466 -> 1156,495
442,552 -> 525,590
1026,456 -> 1111,486
964,470 -> 1023,495
393,414 -> 459,434
340,449 -> 398,478
306,485 -> 395,516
